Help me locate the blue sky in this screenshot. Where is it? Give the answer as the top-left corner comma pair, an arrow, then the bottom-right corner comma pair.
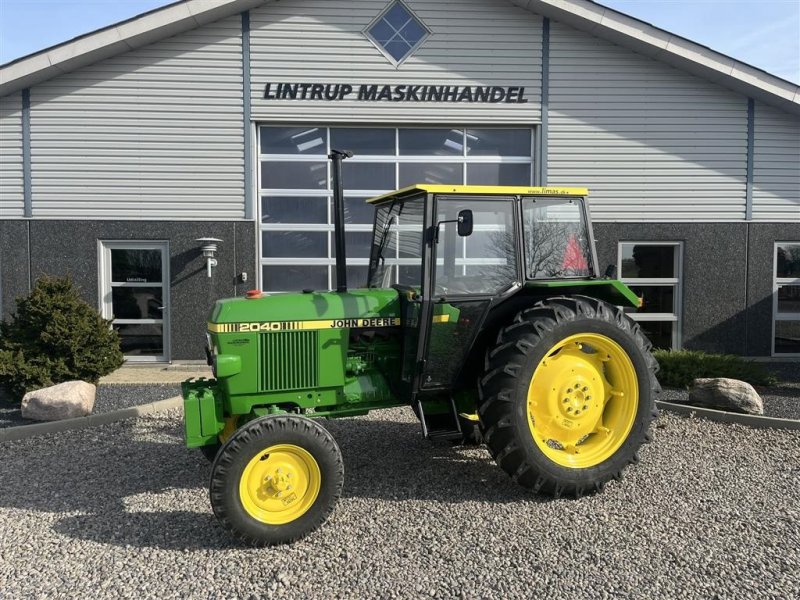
0,0 -> 798,83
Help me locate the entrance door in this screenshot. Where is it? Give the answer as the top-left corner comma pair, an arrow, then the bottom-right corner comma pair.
99,241 -> 170,362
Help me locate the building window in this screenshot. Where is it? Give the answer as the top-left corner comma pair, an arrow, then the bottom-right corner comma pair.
618,242 -> 683,350
258,126 -> 534,292
774,242 -> 800,356
364,1 -> 430,65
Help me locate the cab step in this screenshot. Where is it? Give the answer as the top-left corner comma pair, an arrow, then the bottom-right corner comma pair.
426,429 -> 464,442
415,395 -> 463,441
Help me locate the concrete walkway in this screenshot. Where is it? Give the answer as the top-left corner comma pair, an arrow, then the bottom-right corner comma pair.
100,365 -> 211,384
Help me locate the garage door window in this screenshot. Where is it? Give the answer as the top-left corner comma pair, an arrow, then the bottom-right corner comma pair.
618,242 -> 683,350
258,126 -> 533,291
774,242 -> 800,356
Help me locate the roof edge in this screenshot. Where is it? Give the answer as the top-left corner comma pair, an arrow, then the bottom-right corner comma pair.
517,0 -> 800,115
367,185 -> 589,203
0,0 -> 266,97
1,0 -> 797,116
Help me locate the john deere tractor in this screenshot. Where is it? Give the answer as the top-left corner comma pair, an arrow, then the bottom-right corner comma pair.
183,150 -> 659,546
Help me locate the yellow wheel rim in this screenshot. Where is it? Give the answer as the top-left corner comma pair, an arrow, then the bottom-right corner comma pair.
238,444 -> 321,525
526,333 -> 639,469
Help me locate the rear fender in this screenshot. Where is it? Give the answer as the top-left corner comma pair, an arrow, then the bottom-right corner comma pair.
456,282 -> 638,394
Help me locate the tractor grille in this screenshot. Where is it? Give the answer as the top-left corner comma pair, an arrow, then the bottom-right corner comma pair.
258,331 -> 319,392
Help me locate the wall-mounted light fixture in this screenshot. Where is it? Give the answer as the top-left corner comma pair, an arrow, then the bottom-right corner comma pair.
195,237 -> 222,278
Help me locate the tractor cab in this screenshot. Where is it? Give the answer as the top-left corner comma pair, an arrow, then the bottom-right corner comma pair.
364,185 -> 627,439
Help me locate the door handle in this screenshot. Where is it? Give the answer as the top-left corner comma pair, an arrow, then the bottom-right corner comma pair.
157,306 -> 165,311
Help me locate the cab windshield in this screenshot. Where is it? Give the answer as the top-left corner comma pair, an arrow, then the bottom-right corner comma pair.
367,197 -> 425,288
523,197 -> 593,279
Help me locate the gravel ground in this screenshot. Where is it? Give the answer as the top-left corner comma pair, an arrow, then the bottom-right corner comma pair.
0,384 -> 180,428
660,385 -> 800,420
658,360 -> 800,420
0,407 -> 798,599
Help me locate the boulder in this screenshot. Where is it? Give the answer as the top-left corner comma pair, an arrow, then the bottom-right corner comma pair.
21,381 -> 96,421
688,378 -> 763,415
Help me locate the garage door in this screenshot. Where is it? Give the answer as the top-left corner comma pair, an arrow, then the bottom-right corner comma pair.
258,126 -> 534,291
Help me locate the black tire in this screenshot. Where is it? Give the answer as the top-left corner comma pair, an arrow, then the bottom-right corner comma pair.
478,295 -> 659,498
209,415 -> 344,546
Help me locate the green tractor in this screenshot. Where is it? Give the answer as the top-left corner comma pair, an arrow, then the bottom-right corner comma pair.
183,150 -> 659,546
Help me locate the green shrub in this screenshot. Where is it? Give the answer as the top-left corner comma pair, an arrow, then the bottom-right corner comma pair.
0,276 -> 124,401
653,349 -> 778,388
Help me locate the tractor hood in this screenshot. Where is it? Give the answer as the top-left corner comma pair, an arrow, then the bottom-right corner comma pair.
207,288 -> 401,333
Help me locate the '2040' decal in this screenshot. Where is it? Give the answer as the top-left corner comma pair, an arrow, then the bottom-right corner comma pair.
208,317 -> 401,334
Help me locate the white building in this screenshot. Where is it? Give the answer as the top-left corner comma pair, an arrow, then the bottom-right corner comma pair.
1,0 -> 798,361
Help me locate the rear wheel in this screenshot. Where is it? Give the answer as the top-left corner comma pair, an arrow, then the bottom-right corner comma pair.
209,415 -> 344,546
479,296 -> 659,497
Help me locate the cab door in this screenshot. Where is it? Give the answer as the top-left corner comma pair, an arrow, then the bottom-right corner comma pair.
420,195 -> 520,390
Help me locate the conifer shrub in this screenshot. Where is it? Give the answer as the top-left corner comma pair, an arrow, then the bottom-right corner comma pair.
653,349 -> 778,388
0,276 -> 124,400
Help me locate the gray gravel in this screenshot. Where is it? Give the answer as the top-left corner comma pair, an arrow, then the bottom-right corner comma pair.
1,407 -> 798,599
660,384 -> 800,420
0,384 -> 180,428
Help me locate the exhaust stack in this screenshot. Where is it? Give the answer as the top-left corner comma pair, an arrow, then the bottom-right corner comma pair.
329,149 -> 353,293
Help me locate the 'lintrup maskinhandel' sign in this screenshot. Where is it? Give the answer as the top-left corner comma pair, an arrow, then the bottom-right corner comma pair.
263,82 -> 528,103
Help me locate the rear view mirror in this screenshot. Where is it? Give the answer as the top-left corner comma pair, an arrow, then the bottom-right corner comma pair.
457,210 -> 473,237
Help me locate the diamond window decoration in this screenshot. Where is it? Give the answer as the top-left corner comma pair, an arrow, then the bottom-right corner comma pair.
365,1 -> 430,66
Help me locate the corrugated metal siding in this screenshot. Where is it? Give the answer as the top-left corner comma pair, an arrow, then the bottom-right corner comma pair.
249,0 -> 542,124
548,23 -> 748,222
29,17 -> 244,220
0,92 -> 24,218
752,102 -> 800,222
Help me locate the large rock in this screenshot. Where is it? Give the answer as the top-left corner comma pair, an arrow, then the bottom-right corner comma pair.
21,381 -> 96,421
688,378 -> 763,415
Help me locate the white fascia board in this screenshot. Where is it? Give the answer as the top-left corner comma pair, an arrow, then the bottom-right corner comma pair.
113,2 -> 196,41
0,0 -> 265,96
518,0 -> 800,115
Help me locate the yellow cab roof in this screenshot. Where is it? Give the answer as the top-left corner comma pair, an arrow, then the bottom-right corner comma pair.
366,184 -> 589,204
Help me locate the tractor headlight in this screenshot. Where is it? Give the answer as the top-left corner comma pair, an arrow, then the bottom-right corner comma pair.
213,355 -> 242,379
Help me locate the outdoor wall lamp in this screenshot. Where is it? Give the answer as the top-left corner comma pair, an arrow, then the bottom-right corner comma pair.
195,237 -> 222,278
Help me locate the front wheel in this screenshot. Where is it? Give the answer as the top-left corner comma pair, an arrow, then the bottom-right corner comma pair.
209,415 -> 344,546
478,296 -> 659,498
